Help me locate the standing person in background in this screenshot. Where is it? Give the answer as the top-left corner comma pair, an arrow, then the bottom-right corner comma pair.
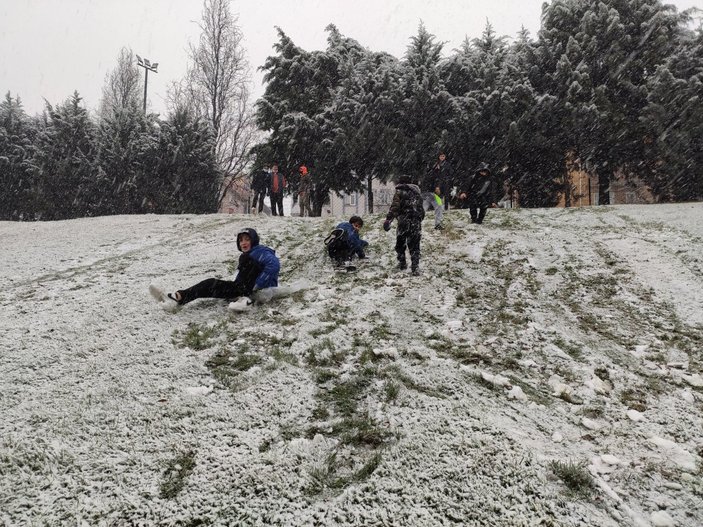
421,151 -> 453,230
251,166 -> 270,214
298,165 -> 313,217
383,175 -> 425,275
465,163 -> 497,224
427,151 -> 453,210
269,163 -> 287,216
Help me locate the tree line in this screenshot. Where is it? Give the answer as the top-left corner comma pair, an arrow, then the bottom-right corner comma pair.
1,0 -> 701,221
255,0 -> 703,212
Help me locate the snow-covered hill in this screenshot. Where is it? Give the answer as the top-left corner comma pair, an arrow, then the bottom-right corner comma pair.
1,204 -> 702,526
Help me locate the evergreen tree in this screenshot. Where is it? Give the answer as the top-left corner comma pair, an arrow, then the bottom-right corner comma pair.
99,47 -> 142,118
31,92 -> 98,219
256,27 -> 350,215
537,0 -> 688,203
642,25 -> 703,201
94,106 -> 157,214
322,28 -> 403,212
396,23 -> 455,182
144,107 -> 220,213
0,93 -> 35,219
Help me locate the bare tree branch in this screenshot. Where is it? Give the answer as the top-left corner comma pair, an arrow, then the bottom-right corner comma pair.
175,0 -> 255,193
99,47 -> 142,118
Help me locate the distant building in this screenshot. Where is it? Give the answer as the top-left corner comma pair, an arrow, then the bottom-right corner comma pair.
218,176 -> 251,214
556,152 -> 654,207
557,152 -> 599,207
319,180 -> 396,218
608,170 -> 656,205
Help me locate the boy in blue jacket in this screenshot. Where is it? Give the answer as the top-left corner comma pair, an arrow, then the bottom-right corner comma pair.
150,227 -> 279,311
326,215 -> 368,268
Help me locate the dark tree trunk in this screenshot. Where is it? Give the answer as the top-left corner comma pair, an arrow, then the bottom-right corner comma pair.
598,173 -> 610,205
367,173 -> 374,213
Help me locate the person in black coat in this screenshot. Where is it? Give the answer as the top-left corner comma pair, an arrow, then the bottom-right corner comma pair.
251,167 -> 270,213
425,152 -> 453,210
463,163 -> 496,224
383,175 -> 425,275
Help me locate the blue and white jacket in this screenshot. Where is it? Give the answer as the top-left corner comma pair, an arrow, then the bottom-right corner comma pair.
236,228 -> 280,289
336,221 -> 368,258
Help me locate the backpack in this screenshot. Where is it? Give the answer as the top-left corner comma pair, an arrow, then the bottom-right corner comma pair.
324,228 -> 348,250
400,186 -> 425,221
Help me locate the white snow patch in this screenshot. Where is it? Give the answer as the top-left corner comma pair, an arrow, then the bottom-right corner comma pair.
649,436 -> 699,472
650,510 -> 676,527
184,386 -> 213,396
627,409 -> 645,422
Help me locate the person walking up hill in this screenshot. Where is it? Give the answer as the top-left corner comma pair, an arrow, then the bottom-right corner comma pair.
383,175 -> 425,275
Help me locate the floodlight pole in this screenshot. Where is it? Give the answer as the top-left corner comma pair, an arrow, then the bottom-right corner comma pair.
136,55 -> 159,114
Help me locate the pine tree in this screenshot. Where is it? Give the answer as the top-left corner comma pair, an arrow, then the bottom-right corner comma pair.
322,28 -> 403,212
0,93 -> 35,219
642,25 -> 703,201
144,108 -> 220,213
537,0 -> 688,203
395,23 -> 455,182
31,92 -> 98,219
94,106 -> 157,214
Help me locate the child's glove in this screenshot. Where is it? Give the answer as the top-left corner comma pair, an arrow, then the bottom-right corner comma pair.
383,220 -> 392,232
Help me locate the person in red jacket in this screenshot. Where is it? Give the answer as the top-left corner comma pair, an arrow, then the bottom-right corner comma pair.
269,163 -> 287,216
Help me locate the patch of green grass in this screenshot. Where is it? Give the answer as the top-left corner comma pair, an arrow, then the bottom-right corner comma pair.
384,381 -> 400,402
359,346 -> 381,364
554,337 -> 584,360
448,347 -> 493,366
583,404 -> 605,419
159,450 -> 196,499
175,322 -> 222,351
370,322 -> 393,340
548,459 -> 594,498
333,415 -> 394,448
314,368 -> 339,385
425,332 -> 455,353
310,404 -> 330,420
508,375 -> 553,406
322,376 -> 373,417
386,368 -> 447,399
309,324 -> 336,338
305,338 -> 346,367
304,449 -> 383,496
270,347 -> 299,366
206,350 -> 262,389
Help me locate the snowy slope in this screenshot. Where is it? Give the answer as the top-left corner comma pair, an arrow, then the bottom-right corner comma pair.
1,204 -> 701,526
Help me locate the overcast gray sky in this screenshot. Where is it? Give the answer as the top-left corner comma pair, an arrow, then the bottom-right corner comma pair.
1,0 -> 701,116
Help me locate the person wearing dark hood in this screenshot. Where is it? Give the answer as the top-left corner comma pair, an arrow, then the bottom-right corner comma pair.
383,175 -> 425,275
149,228 -> 280,312
464,163 -> 497,224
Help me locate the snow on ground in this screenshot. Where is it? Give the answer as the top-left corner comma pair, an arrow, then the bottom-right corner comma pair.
1,204 -> 702,526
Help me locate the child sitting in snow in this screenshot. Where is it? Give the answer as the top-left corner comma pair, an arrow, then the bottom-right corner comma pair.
149,227 -> 280,312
